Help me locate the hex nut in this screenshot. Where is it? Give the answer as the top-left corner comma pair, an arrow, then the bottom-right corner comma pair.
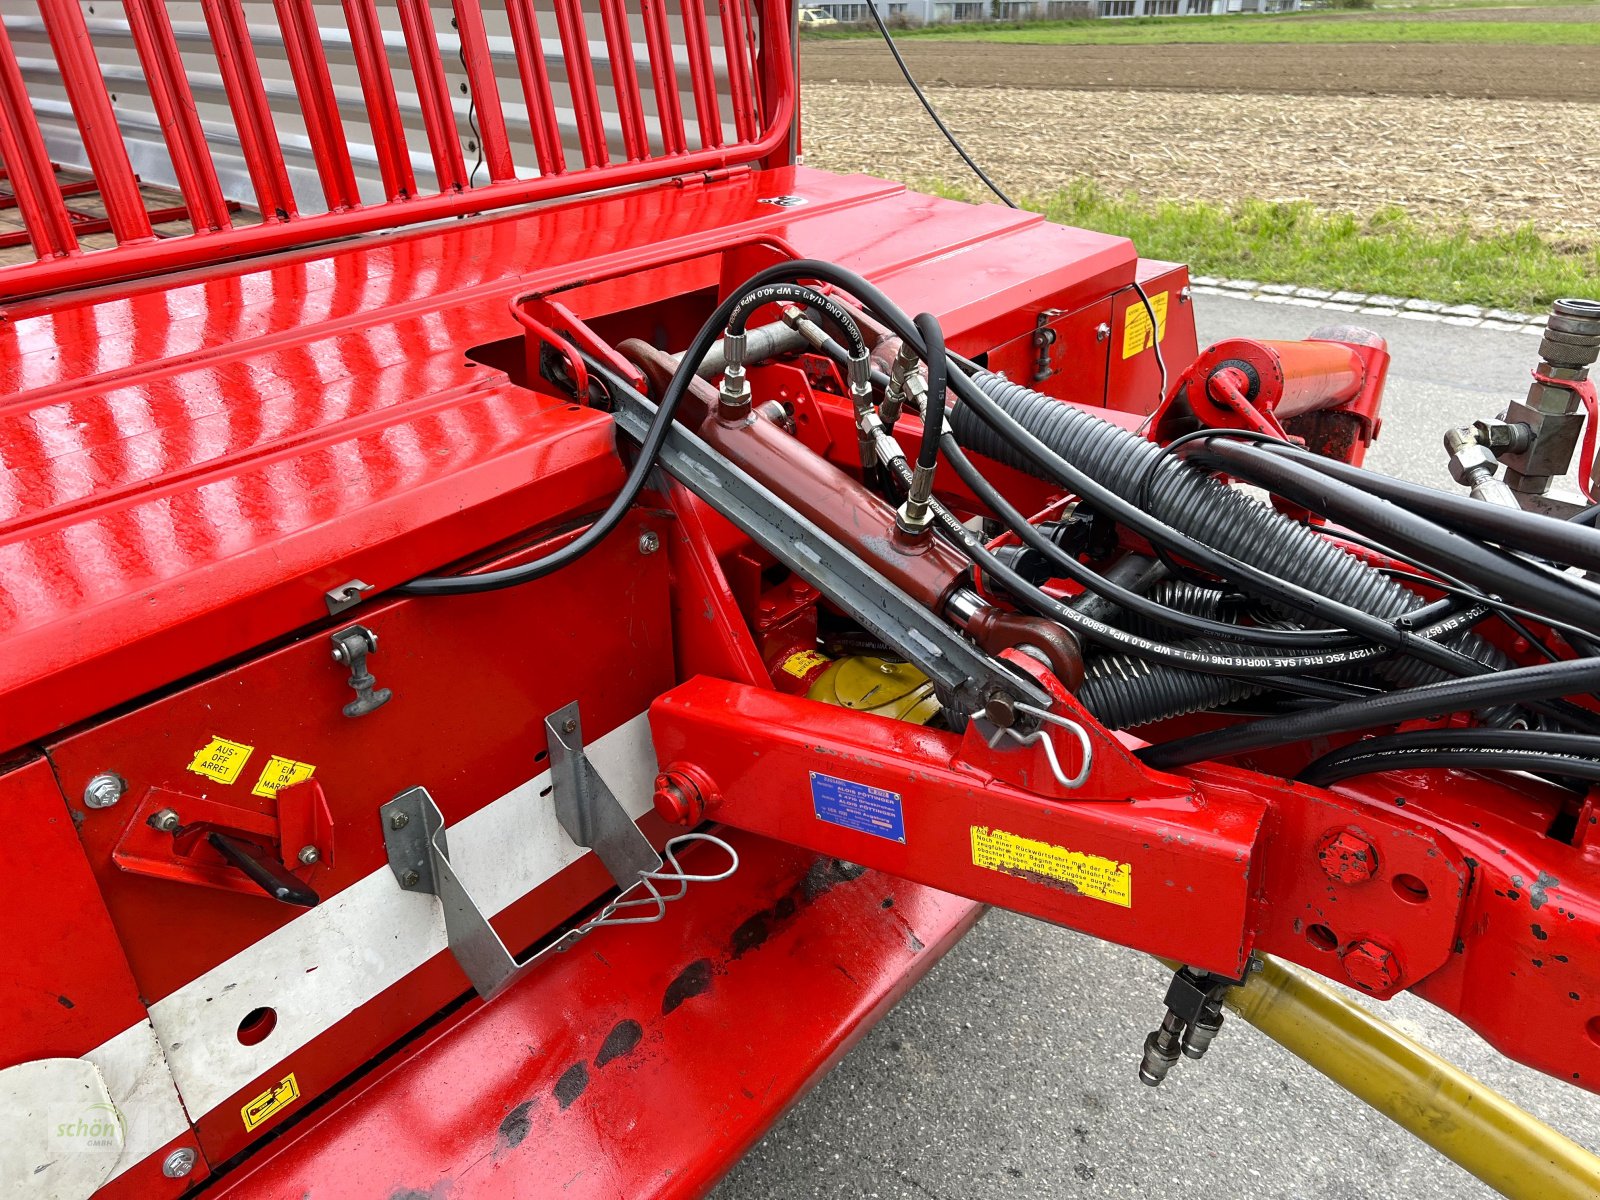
389,811 -> 410,830
1317,829 -> 1377,885
297,845 -> 320,866
1447,442 -> 1499,486
639,530 -> 661,555
401,869 -> 420,888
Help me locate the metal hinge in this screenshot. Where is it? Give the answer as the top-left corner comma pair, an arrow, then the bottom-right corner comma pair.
675,163 -> 755,190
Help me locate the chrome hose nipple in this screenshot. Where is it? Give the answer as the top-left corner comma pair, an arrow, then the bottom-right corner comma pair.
717,329 -> 751,418
780,304 -> 830,351
896,463 -> 937,540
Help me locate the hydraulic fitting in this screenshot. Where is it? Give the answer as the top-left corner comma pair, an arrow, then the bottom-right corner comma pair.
895,463 -> 937,540
1444,425 -> 1521,508
717,329 -> 751,420
1499,298 -> 1600,500
881,340 -> 921,431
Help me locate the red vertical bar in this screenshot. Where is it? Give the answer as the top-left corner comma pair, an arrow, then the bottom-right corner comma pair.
35,0 -> 153,244
340,0 -> 417,201
121,0 -> 232,233
0,17 -> 77,258
505,0 -> 566,176
553,0 -> 609,167
451,1 -> 517,184
396,0 -> 469,192
200,0 -> 298,221
679,0 -> 722,149
272,0 -> 361,212
597,0 -> 646,161
754,0 -> 795,163
718,0 -> 757,143
640,0 -> 685,156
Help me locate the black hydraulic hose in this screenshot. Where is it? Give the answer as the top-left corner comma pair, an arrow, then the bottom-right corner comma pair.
398,263 -> 850,595
946,367 -> 1497,681
913,311 -> 946,473
1191,439 -> 1600,635
936,418 -> 1365,650
1260,440 -> 1600,575
1298,727 -> 1600,787
1140,655 -> 1600,770
726,283 -> 866,357
1302,747 -> 1600,788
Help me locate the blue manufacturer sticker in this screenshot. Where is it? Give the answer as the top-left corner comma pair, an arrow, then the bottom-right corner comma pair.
810,772 -> 905,843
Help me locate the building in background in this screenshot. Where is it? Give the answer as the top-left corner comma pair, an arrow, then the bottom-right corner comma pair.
814,0 -> 1299,20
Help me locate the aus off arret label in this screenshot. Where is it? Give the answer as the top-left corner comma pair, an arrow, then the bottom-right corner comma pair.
810,772 -> 905,843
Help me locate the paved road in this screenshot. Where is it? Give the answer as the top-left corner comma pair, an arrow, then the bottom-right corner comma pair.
713,294 -> 1600,1200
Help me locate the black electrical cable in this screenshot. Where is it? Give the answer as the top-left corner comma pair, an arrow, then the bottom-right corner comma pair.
913,311 -> 946,473
861,0 -> 1017,209
1297,727 -> 1600,787
398,262 -> 845,595
1140,654 -> 1600,771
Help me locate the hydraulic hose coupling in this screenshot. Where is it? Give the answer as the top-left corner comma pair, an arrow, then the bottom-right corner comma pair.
881,340 -> 922,430
717,328 -> 751,420
896,464 -> 937,540
848,346 -> 878,473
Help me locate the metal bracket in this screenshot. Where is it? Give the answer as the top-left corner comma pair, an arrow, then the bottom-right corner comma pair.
380,703 -> 663,999
324,579 -> 373,615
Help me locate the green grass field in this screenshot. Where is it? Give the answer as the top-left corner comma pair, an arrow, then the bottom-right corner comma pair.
805,7 -> 1600,45
930,180 -> 1599,310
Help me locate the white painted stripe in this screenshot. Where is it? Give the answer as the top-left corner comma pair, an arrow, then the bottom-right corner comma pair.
82,1020 -> 190,1184
90,713 -> 656,1156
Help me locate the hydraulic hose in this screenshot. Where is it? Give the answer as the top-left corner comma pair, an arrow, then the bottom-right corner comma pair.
1192,439 -> 1600,635
946,369 -> 1507,693
913,311 -> 946,472
1141,654 -> 1600,770
726,283 -> 866,356
1298,727 -> 1600,787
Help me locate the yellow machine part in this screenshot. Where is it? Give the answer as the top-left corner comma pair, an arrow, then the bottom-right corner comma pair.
1193,955 -> 1600,1200
807,655 -> 940,724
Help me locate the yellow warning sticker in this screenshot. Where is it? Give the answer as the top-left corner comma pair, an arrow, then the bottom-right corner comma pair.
970,825 -> 1132,908
780,649 -> 831,680
1121,290 -> 1169,360
187,736 -> 255,785
241,1072 -> 300,1132
251,755 -> 317,799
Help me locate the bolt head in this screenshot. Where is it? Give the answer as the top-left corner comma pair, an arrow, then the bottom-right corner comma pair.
983,693 -> 1018,728
639,530 -> 661,555
401,869 -> 420,888
562,717 -> 577,734
297,845 -> 320,866
83,772 -> 126,809
1342,940 -> 1399,992
389,811 -> 410,830
1317,829 -> 1377,885
162,1147 -> 196,1179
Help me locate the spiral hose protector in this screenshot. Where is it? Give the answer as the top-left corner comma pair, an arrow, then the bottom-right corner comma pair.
951,371 -> 1504,725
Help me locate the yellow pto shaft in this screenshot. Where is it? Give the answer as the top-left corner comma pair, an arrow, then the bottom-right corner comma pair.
1220,954 -> 1600,1200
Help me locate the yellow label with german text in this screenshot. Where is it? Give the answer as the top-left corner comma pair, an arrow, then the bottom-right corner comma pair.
252,755 -> 317,799
187,736 -> 255,785
971,825 -> 1132,908
780,649 -> 831,680
241,1072 -> 300,1132
1121,290 -> 1169,360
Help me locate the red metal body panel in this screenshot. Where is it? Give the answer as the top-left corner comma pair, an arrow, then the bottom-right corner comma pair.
210,833 -> 981,1199
0,167 -> 1138,752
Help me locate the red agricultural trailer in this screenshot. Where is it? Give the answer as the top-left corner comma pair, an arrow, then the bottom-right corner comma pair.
2,3 -> 1599,1197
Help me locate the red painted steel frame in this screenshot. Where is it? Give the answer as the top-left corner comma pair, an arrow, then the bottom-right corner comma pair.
212,834 -> 981,1200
